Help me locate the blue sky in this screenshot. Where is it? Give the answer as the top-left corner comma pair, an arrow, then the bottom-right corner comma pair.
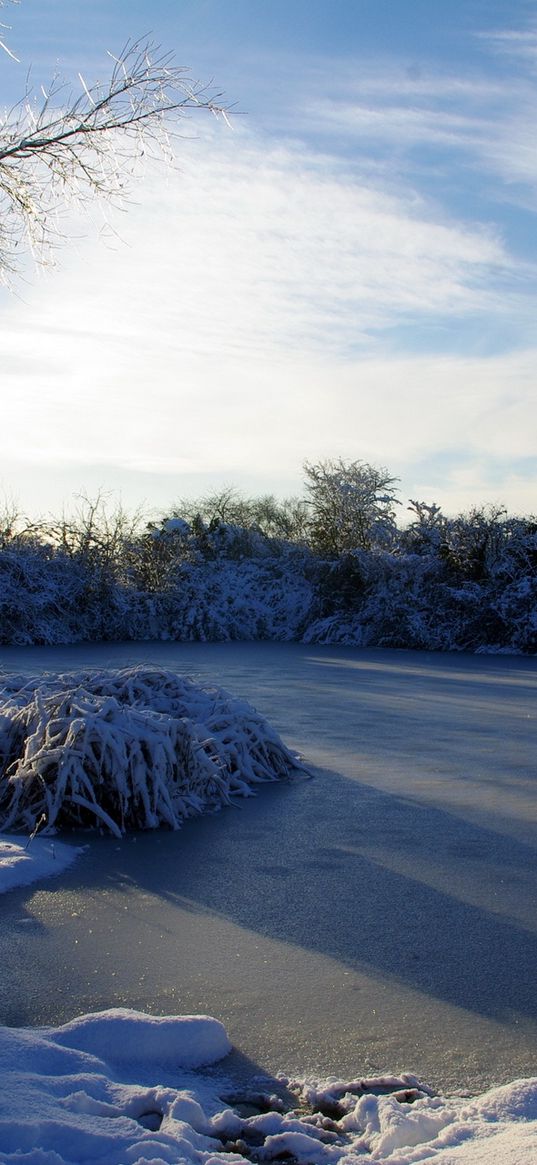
1,0 -> 536,518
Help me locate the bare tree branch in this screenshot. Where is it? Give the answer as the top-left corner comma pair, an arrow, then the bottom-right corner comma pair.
0,0 -> 19,62
0,32 -> 230,277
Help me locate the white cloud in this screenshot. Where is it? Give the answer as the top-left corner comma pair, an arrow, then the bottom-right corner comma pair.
3,338 -> 536,516
1,117 -> 536,518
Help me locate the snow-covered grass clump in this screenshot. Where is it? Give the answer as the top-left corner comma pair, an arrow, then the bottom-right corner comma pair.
0,1007 -> 536,1164
0,667 -> 305,837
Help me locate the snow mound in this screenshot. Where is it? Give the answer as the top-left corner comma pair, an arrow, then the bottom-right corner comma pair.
0,667 -> 306,837
0,1009 -> 536,1165
52,1008 -> 231,1069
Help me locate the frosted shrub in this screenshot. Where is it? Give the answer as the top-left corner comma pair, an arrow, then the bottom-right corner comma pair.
0,488 -> 535,653
154,558 -> 316,642
306,552 -> 443,649
0,667 -> 306,837
491,576 -> 537,653
0,547 -> 84,644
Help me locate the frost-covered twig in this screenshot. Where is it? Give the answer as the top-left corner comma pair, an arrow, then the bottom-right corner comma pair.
0,35 -> 230,277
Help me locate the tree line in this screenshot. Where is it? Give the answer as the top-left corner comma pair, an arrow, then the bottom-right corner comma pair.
0,459 -> 536,653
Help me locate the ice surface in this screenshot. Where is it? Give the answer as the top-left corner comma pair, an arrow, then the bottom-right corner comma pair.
0,643 -> 535,1128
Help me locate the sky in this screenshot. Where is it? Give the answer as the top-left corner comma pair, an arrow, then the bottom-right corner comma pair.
1,0 -> 537,520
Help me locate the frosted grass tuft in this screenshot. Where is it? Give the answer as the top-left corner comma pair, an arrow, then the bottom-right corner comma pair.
0,666 -> 307,837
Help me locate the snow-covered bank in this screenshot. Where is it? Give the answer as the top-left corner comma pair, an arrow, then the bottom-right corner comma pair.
0,667 -> 306,836
0,1008 -> 535,1164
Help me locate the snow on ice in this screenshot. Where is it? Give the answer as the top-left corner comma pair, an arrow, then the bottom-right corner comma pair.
0,1007 -> 535,1164
0,813 -> 535,1162
0,833 -> 81,894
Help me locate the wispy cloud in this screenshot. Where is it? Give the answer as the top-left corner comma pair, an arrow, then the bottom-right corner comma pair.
480,25 -> 537,66
312,101 -> 491,149
0,123 -> 523,390
296,34 -> 537,212
0,118 -> 535,516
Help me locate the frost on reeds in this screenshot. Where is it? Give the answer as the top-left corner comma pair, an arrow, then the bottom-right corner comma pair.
0,667 -> 306,837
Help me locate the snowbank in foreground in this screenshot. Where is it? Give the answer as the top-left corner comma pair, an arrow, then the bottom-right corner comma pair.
0,667 -> 306,836
0,1009 -> 535,1165
0,832 -> 81,894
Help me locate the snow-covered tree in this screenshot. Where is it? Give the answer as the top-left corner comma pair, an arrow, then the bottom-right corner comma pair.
303,458 -> 400,555
402,499 -> 446,555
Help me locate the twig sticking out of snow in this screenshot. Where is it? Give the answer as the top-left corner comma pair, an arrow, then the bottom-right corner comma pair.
0,667 -> 307,836
24,810 -> 46,848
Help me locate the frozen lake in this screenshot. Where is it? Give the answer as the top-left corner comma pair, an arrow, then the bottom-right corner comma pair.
0,642 -> 536,1094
